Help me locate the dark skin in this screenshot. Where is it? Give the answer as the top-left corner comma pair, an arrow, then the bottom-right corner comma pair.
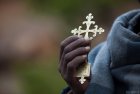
59,36 -> 91,94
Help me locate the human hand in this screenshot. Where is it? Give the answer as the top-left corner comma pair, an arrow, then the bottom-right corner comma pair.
59,36 -> 91,94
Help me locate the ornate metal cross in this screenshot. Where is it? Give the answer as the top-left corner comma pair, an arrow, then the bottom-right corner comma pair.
71,13 -> 105,84
71,13 -> 104,40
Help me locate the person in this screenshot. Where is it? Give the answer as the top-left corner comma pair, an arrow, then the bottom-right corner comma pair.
59,1 -> 140,94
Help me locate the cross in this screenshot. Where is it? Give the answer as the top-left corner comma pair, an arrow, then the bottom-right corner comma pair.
79,76 -> 86,84
71,13 -> 104,40
70,13 -> 105,84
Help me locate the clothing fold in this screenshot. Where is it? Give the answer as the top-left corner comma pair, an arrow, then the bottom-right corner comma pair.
86,9 -> 140,94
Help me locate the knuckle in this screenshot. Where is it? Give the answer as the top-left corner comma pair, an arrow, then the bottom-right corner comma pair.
60,41 -> 65,48
77,38 -> 85,44
77,38 -> 90,46
77,55 -> 86,61
61,36 -> 78,47
79,47 -> 86,52
75,47 -> 87,55
70,35 -> 79,39
67,63 -> 74,70
64,46 -> 71,54
74,56 -> 81,62
64,54 -> 71,62
64,46 -> 69,53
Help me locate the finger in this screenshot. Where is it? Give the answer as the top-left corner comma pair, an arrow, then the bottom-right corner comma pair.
59,36 -> 83,73
66,55 -> 87,78
62,46 -> 90,73
64,46 -> 90,63
63,38 -> 91,55
60,36 -> 79,59
58,55 -> 65,74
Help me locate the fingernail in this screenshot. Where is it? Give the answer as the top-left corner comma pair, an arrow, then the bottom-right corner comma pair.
82,55 -> 87,58
85,46 -> 90,51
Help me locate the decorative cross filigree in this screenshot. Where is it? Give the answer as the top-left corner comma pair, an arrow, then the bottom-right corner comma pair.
71,13 -> 105,84
71,13 -> 104,40
79,76 -> 86,84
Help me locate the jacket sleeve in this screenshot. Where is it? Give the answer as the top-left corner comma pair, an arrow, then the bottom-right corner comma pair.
88,42 -> 105,65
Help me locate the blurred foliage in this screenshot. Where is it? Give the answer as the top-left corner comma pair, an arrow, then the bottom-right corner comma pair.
29,0 -> 132,16
28,0 -> 132,23
16,58 -> 67,94
29,0 -> 126,12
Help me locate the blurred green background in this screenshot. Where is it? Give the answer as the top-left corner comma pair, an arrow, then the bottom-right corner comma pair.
0,0 -> 139,94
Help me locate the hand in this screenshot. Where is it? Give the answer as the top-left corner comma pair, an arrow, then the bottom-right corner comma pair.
59,36 -> 91,94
